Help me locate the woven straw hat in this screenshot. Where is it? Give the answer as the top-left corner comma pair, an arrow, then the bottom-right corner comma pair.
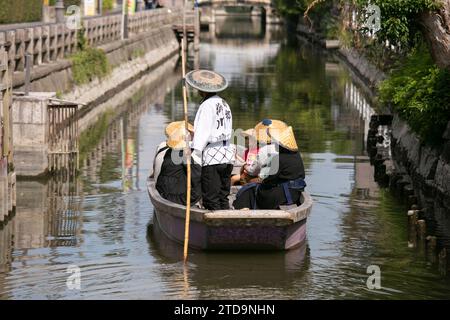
185,69 -> 228,93
165,121 -> 194,149
254,119 -> 298,151
254,119 -> 286,144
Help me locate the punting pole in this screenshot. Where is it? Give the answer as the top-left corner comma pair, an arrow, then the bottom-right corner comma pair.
181,0 -> 192,264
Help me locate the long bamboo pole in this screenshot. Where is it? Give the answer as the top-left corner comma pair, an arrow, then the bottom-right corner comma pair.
181,2 -> 192,264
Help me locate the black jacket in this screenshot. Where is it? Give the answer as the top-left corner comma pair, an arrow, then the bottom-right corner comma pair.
156,149 -> 202,205
233,146 -> 306,210
256,147 -> 305,209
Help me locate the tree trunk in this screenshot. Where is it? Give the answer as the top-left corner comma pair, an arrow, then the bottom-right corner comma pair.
420,0 -> 450,70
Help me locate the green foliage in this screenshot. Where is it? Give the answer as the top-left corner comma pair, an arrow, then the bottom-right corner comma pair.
70,47 -> 110,85
379,45 -> 450,143
273,0 -> 310,17
0,0 -> 42,24
49,0 -> 81,7
274,0 -> 336,25
356,0 -> 438,49
77,27 -> 87,51
103,0 -> 115,11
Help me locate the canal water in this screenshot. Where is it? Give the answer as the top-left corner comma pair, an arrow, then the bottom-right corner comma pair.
1,16 -> 450,299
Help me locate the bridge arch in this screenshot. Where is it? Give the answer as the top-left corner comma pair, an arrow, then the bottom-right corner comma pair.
198,0 -> 281,25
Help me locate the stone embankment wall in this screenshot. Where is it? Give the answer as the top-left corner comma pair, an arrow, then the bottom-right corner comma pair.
390,117 -> 450,215
297,23 -> 450,213
340,42 -> 450,214
1,8 -> 184,109
5,8 -> 187,177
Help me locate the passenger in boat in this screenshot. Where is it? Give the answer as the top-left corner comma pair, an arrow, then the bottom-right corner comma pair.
233,119 -> 306,210
154,121 -> 202,206
231,128 -> 261,186
185,69 -> 235,210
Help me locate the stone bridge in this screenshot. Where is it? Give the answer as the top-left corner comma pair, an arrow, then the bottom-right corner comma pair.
197,0 -> 281,24
197,0 -> 272,7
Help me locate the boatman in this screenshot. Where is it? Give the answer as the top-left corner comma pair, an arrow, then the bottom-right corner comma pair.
185,69 -> 235,210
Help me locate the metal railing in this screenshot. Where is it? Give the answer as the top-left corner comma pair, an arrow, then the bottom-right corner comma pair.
47,99 -> 79,173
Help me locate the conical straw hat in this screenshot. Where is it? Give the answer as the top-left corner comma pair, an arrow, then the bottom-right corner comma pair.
165,121 -> 194,149
253,119 -> 287,145
185,69 -> 228,93
165,121 -> 193,137
268,125 -> 298,152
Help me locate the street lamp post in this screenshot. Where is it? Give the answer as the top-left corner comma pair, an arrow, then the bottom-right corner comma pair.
122,0 -> 129,40
55,0 -> 65,23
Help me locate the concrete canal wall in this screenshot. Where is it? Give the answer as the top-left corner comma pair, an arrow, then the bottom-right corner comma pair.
1,8 -> 189,177
5,8 -> 183,104
389,117 -> 450,214
62,25 -> 180,109
336,44 -> 450,212
0,47 -> 15,223
297,23 -> 450,213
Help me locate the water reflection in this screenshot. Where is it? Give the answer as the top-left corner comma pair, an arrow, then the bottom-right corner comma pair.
0,15 -> 450,299
147,216 -> 310,297
13,177 -> 81,250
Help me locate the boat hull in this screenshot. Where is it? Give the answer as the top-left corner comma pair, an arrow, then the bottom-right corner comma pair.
148,180 -> 312,251
154,209 -> 307,250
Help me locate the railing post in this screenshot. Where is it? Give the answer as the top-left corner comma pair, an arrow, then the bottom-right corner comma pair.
194,0 -> 200,51
24,53 -> 32,95
34,27 -> 43,66
15,29 -> 25,72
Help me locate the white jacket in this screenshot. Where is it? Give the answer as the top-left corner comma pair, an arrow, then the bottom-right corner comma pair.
192,95 -> 235,166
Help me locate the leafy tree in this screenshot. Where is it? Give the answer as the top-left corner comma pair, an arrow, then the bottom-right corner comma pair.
355,0 -> 438,49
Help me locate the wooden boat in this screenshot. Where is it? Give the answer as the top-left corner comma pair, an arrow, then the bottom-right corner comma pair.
147,178 -> 313,251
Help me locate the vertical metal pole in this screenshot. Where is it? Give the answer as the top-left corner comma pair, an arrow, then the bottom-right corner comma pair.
122,0 -> 129,40
55,0 -> 65,23
194,0 -> 200,51
24,53 -> 32,95
122,0 -> 126,40
124,12 -> 129,39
